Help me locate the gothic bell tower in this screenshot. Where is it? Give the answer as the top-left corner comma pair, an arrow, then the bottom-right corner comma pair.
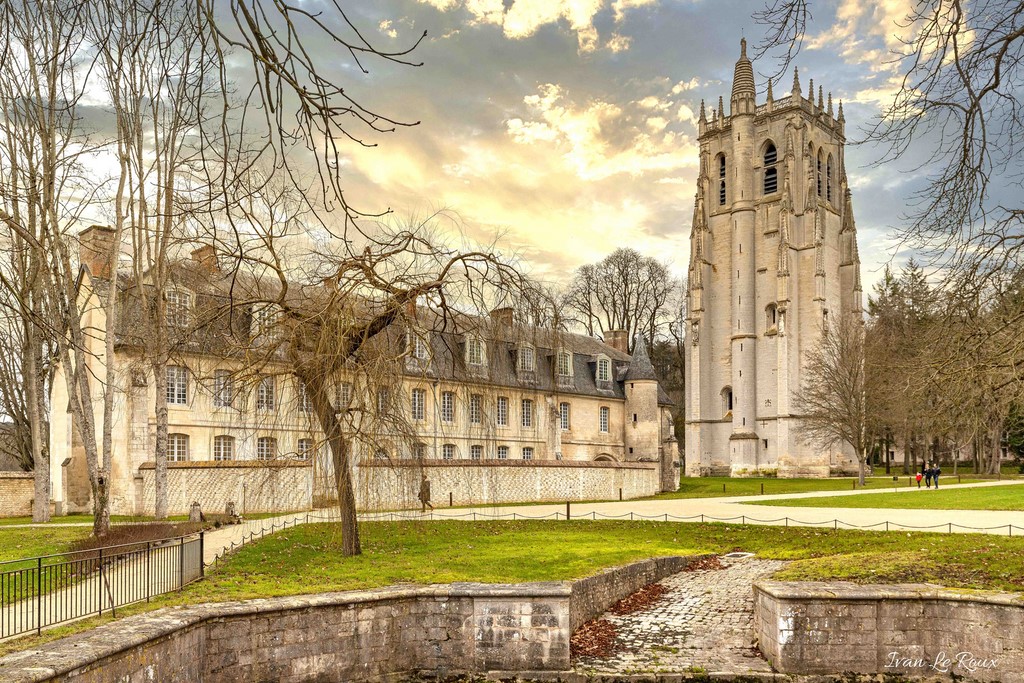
684,39 -> 862,478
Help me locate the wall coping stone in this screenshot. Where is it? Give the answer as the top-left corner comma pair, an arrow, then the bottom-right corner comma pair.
360,459 -> 657,470
755,580 -> 1024,606
138,460 -> 311,470
0,472 -> 33,479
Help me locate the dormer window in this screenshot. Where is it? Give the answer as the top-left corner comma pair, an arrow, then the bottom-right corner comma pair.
596,356 -> 611,382
251,303 -> 280,339
466,336 -> 485,366
165,289 -> 192,327
518,345 -> 536,372
557,350 -> 572,377
407,331 -> 429,361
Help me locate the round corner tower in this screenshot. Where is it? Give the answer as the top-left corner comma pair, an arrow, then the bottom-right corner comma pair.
684,39 -> 863,478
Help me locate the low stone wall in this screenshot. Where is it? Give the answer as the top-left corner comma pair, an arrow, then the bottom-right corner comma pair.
0,556 -> 697,683
351,460 -> 660,511
138,461 -> 312,516
0,471 -> 33,517
755,581 -> 1024,681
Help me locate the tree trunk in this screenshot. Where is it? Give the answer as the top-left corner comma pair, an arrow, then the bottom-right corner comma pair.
152,361 -> 169,520
26,327 -> 50,522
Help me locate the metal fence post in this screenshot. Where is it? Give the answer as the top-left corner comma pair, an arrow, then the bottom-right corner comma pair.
200,532 -> 205,578
146,542 -> 151,602
179,537 -> 185,592
98,547 -> 104,616
36,557 -> 42,636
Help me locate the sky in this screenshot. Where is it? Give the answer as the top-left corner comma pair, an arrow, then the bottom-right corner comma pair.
296,0 -> 931,293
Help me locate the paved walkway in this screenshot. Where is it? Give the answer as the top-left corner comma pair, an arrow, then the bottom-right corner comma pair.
382,479 -> 1024,536
574,555 -> 786,675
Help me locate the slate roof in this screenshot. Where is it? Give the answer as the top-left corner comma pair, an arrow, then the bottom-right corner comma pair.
624,333 -> 658,382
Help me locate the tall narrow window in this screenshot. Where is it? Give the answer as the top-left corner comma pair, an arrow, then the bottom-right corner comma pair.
165,290 -> 192,327
408,333 -> 429,360
497,445 -> 509,460
826,154 -> 834,202
522,446 -> 534,460
597,357 -> 611,382
442,443 -> 456,460
599,406 -> 610,433
469,394 -> 482,424
470,444 -> 483,460
440,391 -> 455,423
297,438 -> 314,460
167,366 -> 188,405
718,154 -> 727,205
213,435 -> 234,461
557,350 -> 572,377
256,376 -> 275,411
763,143 -> 778,194
413,443 -> 427,460
466,337 -> 484,365
377,387 -> 389,414
518,345 -> 536,372
298,381 -> 313,413
336,382 -> 352,411
411,388 -> 426,420
167,433 -> 189,462
722,387 -> 734,415
213,370 -> 233,408
816,149 -> 823,197
497,396 -> 509,426
559,402 -> 570,431
521,399 -> 534,428
256,436 -> 277,460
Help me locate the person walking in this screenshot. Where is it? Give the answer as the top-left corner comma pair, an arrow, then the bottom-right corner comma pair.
924,463 -> 933,488
915,471 -> 922,488
933,464 -> 941,489
419,473 -> 434,513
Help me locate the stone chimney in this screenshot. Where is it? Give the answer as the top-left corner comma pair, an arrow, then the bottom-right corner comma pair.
489,307 -> 514,327
78,225 -> 117,279
605,329 -> 628,354
190,245 -> 220,274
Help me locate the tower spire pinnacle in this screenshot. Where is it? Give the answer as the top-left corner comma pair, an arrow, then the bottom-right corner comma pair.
699,99 -> 706,123
792,67 -> 801,97
818,85 -> 824,109
730,37 -> 756,103
766,79 -> 774,102
837,100 -> 845,122
827,92 -> 833,117
808,78 -> 814,105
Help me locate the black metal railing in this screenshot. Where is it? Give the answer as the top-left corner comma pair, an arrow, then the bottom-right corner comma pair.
0,532 -> 203,639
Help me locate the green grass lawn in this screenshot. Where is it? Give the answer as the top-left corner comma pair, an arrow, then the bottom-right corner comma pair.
649,475 -> 984,500
744,482 -> 1024,510
0,527 -> 91,565
5,519 -> 1024,656
0,511 -> 296,526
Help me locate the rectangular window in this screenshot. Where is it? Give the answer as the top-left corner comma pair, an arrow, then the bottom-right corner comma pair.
522,446 -> 534,460
166,291 -> 191,327
597,358 -> 611,382
467,338 -> 484,365
336,382 -> 352,411
600,406 -> 610,433
411,388 -> 426,421
557,351 -> 572,377
167,433 -> 189,462
469,394 -> 482,424
212,435 -> 234,461
377,387 -> 389,413
497,445 -> 509,460
298,381 -> 314,413
166,366 -> 188,405
470,444 -> 483,460
519,346 -> 536,372
256,436 -> 277,460
521,399 -> 533,428
256,376 -> 275,411
213,370 -> 233,408
441,391 -> 455,423
442,443 -> 456,460
413,443 -> 427,460
559,402 -> 570,431
297,438 -> 314,460
497,396 -> 508,426
409,333 -> 429,360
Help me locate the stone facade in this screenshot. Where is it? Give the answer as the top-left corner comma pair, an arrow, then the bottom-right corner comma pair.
0,471 -> 33,517
138,461 -> 313,516
0,557 -> 698,683
754,581 -> 1024,681
686,40 -> 862,478
351,460 -> 660,510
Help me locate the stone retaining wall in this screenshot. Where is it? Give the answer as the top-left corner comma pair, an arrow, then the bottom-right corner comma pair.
0,556 -> 697,683
0,471 -> 33,517
351,460 -> 660,511
138,461 -> 312,516
754,581 -> 1024,682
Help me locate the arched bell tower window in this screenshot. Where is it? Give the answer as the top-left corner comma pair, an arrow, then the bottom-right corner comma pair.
826,154 -> 834,203
718,154 -> 726,205
721,386 -> 733,416
763,142 -> 778,195
766,303 -> 778,331
816,149 -> 823,197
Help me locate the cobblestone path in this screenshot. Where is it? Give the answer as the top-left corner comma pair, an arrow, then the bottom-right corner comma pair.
574,556 -> 787,675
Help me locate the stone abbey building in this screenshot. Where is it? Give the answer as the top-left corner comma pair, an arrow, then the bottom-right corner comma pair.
685,40 -> 863,477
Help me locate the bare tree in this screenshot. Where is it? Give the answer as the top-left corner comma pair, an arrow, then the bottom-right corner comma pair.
798,314 -> 870,485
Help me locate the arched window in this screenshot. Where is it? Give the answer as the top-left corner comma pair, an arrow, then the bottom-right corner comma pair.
766,303 -> 778,332
721,387 -> 733,416
816,149 -> 823,197
213,435 -> 234,461
718,154 -> 726,205
763,143 -> 778,195
826,154 -> 834,202
256,436 -> 277,460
